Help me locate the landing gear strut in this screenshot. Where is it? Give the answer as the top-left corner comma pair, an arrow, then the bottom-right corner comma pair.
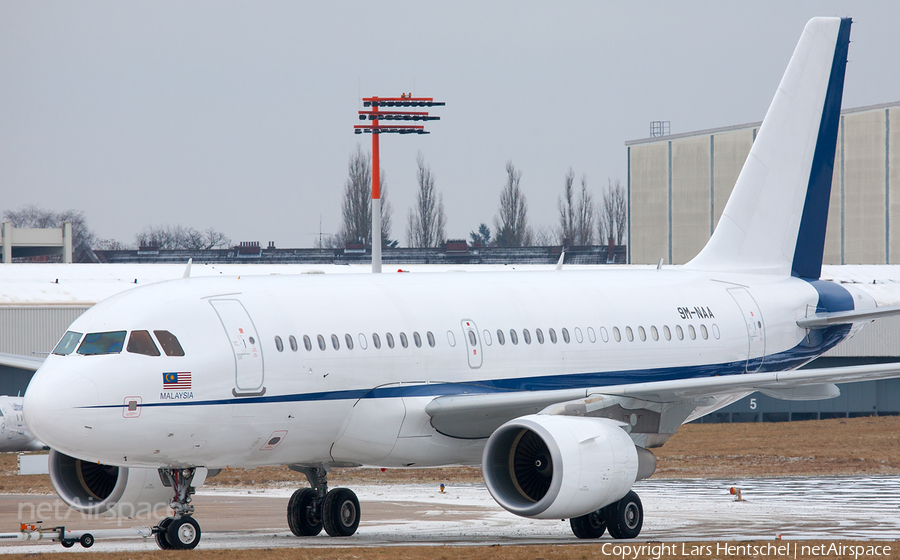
154,468 -> 202,550
287,465 -> 360,537
570,490 -> 643,540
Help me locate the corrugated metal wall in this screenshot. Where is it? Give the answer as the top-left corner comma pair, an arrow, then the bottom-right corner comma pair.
0,307 -> 89,356
627,102 -> 900,266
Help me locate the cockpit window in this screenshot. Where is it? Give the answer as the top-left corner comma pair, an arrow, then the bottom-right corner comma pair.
77,331 -> 127,355
127,330 -> 161,356
53,331 -> 83,355
154,330 -> 185,357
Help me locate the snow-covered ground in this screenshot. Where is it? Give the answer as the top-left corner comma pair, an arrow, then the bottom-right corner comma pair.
1,476 -> 898,553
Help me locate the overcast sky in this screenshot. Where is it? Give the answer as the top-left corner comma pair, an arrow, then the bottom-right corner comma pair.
2,2 -> 898,248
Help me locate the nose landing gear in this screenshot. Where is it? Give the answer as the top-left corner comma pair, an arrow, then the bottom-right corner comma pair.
287,465 -> 361,538
154,468 -> 202,550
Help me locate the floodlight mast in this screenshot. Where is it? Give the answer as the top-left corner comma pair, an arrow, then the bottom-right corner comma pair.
355,95 -> 444,272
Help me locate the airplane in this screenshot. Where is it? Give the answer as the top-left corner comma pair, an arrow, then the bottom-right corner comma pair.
22,16 -> 900,550
0,396 -> 44,452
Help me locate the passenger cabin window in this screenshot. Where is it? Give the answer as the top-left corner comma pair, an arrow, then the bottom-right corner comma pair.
303,335 -> 312,351
688,325 -> 696,340
317,334 -> 326,351
700,324 -> 709,339
675,325 -> 684,340
549,328 -> 557,344
372,333 -> 382,349
400,332 -> 409,348
574,327 -> 583,343
664,326 -> 672,340
626,327 -> 634,342
77,331 -> 127,355
562,328 -> 570,343
275,336 -> 284,352
536,328 -> 544,344
651,326 -> 659,341
331,334 -> 340,350
154,331 -> 185,357
414,332 -> 422,348
53,331 -> 82,355
127,330 -> 161,356
638,326 -> 646,341
386,333 -> 395,349
509,329 -> 518,345
523,329 -> 531,344
345,334 -> 354,350
613,327 -> 621,342
496,329 -> 505,345
427,331 -> 436,347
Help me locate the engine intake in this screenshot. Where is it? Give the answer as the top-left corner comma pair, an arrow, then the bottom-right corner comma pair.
482,415 -> 652,520
48,449 -> 174,517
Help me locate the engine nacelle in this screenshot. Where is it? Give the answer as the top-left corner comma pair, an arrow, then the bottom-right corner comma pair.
48,449 -> 174,517
482,415 -> 651,520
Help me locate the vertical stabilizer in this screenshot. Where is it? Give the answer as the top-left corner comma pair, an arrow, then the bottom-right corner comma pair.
685,17 -> 851,278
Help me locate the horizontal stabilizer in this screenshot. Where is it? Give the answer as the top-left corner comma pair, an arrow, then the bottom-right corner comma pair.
0,353 -> 44,372
797,304 -> 900,328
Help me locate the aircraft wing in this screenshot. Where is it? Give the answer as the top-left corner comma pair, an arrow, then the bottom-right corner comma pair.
425,361 -> 900,439
0,352 -> 45,371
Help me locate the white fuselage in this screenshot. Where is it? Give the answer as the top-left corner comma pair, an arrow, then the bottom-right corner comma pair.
23,268 -> 864,470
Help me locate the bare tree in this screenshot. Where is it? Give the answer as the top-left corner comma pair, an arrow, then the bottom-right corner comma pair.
338,144 -> 394,248
575,175 -> 595,246
598,179 -> 627,245
134,224 -> 231,250
3,204 -> 96,251
532,224 -> 555,247
406,153 -> 446,248
557,168 -> 576,246
493,161 -> 532,247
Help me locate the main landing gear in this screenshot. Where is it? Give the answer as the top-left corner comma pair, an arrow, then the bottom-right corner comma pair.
154,468 -> 202,550
287,465 -> 360,538
569,490 -> 644,540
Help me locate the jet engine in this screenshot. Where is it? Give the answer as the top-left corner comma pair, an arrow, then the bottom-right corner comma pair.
482,415 -> 655,520
48,449 -> 175,517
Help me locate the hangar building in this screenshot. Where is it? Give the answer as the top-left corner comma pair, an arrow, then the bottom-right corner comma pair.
626,101 -> 900,421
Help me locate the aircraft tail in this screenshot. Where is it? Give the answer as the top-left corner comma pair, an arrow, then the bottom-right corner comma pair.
685,17 -> 851,279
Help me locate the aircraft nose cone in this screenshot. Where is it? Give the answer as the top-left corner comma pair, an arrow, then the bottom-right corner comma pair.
24,367 -> 98,453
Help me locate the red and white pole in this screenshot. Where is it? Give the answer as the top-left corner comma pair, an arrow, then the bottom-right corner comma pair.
371,100 -> 382,273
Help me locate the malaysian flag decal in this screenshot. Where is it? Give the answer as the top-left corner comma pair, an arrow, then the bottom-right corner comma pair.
163,372 -> 191,390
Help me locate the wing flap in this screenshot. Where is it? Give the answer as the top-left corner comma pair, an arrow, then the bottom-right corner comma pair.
425,362 -> 900,439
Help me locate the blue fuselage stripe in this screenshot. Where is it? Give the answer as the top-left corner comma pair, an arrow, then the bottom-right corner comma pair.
86,324 -> 851,410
